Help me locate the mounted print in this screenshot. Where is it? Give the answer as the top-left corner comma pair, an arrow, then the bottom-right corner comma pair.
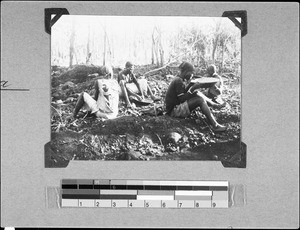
45,15 -> 244,168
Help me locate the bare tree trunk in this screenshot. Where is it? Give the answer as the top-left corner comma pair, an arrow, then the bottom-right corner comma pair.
155,46 -> 159,66
151,32 -> 155,64
212,35 -> 219,63
220,43 -> 225,73
157,27 -> 164,67
212,20 -> 221,63
74,52 -> 78,65
152,37 -> 159,67
133,40 -> 137,59
142,39 -> 147,63
220,36 -> 230,73
159,48 -> 164,66
111,37 -> 114,59
69,21 -> 75,67
103,29 -> 106,66
145,48 -> 148,64
105,31 -> 112,64
86,25 -> 91,64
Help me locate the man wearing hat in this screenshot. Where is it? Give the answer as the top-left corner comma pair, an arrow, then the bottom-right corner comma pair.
118,61 -> 160,108
165,61 -> 226,132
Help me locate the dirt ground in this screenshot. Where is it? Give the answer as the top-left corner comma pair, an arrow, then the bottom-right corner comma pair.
45,64 -> 245,168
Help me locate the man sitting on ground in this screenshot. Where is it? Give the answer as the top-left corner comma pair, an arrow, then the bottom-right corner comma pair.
118,61 -> 160,108
204,64 -> 224,104
73,79 -> 119,119
165,61 -> 226,132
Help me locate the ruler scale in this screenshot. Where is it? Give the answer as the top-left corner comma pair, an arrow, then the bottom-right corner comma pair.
61,179 -> 229,208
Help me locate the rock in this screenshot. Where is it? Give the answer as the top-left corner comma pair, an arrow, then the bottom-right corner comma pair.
128,150 -> 143,160
212,155 -> 218,160
167,132 -> 182,144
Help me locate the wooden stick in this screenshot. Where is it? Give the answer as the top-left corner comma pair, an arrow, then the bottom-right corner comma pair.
156,133 -> 163,146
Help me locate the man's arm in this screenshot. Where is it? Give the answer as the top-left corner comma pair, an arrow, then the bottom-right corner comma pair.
174,79 -> 196,103
187,82 -> 203,94
213,73 -> 223,89
131,74 -> 144,99
178,91 -> 198,103
118,70 -> 126,83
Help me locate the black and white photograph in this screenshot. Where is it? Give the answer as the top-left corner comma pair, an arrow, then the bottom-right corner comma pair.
1,2 -> 299,228
46,15 -> 244,167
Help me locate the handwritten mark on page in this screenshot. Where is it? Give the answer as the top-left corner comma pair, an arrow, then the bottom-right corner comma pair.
1,80 -> 29,91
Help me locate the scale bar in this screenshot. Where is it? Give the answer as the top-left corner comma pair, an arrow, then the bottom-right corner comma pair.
61,179 -> 229,208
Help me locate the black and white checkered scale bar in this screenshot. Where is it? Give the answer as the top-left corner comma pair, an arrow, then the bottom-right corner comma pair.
61,179 -> 229,208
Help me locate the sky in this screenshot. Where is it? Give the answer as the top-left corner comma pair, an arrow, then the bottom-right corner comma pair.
51,15 -> 240,67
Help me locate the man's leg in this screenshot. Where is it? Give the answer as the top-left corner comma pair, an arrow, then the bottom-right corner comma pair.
94,79 -> 104,100
119,80 -> 132,107
124,82 -> 144,102
133,79 -> 160,101
195,90 -> 225,108
187,95 -> 226,131
147,85 -> 160,101
73,93 -> 85,118
73,92 -> 97,118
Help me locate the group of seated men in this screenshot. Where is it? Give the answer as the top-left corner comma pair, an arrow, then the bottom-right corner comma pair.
73,61 -> 226,132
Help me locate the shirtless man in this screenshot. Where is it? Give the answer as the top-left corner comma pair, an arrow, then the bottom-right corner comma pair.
165,61 -> 226,132
118,61 -> 160,108
205,64 -> 224,103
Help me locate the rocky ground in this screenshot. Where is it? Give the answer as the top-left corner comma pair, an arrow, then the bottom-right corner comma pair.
45,64 -> 245,168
